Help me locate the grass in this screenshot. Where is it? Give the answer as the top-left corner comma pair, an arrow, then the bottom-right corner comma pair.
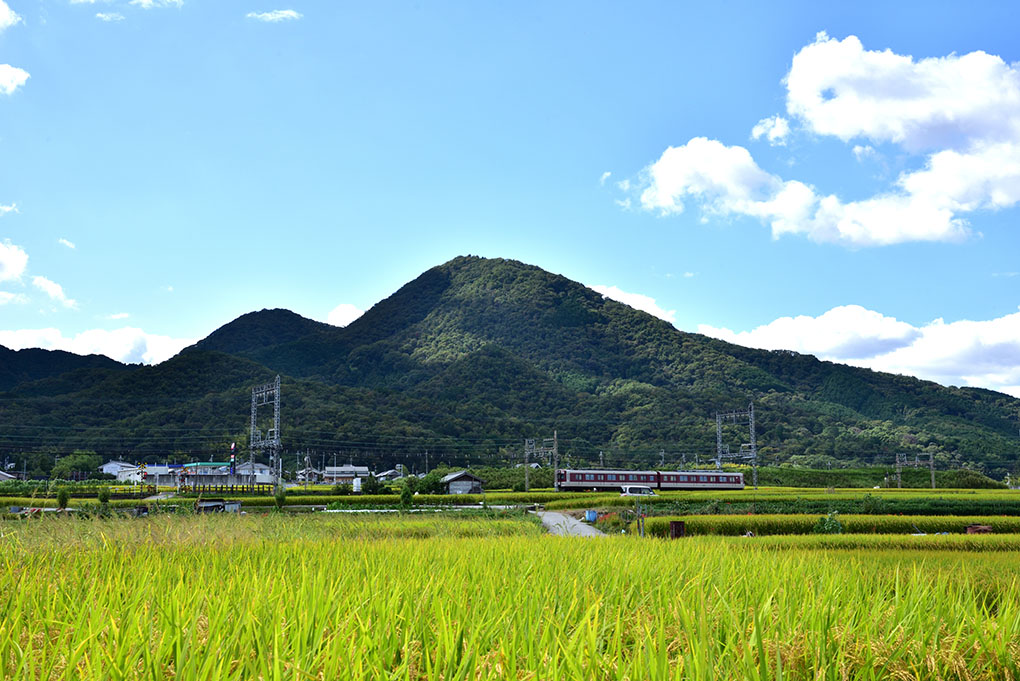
637,513 -> 1020,537
2,514 -> 1020,679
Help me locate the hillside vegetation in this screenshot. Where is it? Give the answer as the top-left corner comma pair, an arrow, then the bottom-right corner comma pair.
1,256 -> 1018,478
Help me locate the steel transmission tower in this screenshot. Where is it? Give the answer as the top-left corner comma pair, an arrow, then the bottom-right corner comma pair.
250,375 -> 282,491
715,401 -> 759,489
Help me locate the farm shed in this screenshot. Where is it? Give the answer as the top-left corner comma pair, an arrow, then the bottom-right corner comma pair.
440,471 -> 484,495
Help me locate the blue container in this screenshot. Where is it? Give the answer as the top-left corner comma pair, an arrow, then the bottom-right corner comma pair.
585,509 -> 598,523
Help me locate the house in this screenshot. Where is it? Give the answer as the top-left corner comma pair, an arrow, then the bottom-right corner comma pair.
375,468 -> 404,482
232,461 -> 275,483
440,471 -> 484,495
0,470 -> 16,482
323,465 -> 370,484
296,467 -> 323,483
99,460 -> 135,476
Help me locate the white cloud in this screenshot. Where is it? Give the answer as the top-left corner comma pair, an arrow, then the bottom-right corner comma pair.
0,240 -> 28,282
0,1 -> 21,32
246,9 -> 302,22
129,0 -> 182,8
699,305 -> 1020,398
31,276 -> 77,309
600,171 -> 612,186
106,312 -> 130,320
591,285 -> 676,325
327,303 -> 364,327
0,203 -> 16,216
631,35 -> 1020,247
0,291 -> 27,305
683,272 -> 695,278
637,136 -> 973,246
96,12 -> 125,21
852,145 -> 876,161
0,64 -> 29,95
751,115 -> 789,146
58,238 -> 76,249
0,327 -> 194,364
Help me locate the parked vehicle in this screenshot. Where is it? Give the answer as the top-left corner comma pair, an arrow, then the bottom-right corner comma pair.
620,485 -> 657,497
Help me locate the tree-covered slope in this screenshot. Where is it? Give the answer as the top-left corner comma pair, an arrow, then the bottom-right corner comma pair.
2,256 -> 1018,477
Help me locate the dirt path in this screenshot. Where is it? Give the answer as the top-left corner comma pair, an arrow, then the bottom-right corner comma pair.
535,511 -> 606,537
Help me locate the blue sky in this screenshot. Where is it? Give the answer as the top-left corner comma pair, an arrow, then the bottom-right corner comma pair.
1,1 -> 1019,395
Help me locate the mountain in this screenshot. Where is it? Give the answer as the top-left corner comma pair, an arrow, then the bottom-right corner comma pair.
0,346 -> 127,392
2,256 -> 1018,478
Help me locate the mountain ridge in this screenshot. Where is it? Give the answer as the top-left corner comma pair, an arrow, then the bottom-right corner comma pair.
1,255 -> 1018,477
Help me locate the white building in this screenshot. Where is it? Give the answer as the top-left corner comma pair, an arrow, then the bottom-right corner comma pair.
0,470 -> 16,481
323,465 -> 370,484
99,460 -> 135,476
232,461 -> 275,484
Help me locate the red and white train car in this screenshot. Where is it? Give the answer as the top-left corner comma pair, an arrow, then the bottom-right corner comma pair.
555,468 -> 744,492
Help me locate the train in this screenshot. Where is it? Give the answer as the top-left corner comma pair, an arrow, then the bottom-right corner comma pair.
555,468 -> 745,492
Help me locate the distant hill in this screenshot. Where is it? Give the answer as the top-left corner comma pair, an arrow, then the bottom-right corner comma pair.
2,256 -> 1018,478
0,346 -> 127,392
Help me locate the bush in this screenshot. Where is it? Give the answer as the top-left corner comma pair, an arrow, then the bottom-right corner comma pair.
813,512 -> 843,534
274,489 -> 287,510
56,488 -> 70,510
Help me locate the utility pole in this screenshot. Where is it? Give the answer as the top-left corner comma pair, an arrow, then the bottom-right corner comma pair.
524,439 -> 535,492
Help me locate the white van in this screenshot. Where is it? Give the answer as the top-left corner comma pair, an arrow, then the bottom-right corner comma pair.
620,485 -> 657,497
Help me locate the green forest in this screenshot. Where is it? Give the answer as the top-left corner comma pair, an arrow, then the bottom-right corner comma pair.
1,256 -> 1018,479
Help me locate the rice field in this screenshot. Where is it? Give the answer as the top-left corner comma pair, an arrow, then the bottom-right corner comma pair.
2,513 -> 1020,680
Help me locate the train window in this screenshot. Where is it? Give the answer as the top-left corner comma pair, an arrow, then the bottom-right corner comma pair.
608,474 -> 616,481
585,474 -> 594,481
597,475 -> 604,480
699,476 -> 707,482
629,474 -> 636,481
710,477 -> 716,482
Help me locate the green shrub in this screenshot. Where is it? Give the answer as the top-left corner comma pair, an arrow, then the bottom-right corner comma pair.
813,512 -> 843,534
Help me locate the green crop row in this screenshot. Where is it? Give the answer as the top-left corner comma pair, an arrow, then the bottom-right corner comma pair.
637,514 -> 1020,537
544,490 -> 1020,515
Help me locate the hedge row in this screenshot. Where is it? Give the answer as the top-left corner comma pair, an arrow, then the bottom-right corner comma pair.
545,493 -> 1020,516
637,514 -> 1020,537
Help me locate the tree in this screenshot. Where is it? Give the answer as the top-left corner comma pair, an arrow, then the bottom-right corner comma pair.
51,452 -> 101,480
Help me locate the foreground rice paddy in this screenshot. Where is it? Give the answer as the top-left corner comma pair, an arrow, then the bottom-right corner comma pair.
2,514 -> 1019,680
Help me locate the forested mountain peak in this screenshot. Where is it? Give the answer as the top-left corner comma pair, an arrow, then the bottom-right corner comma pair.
2,256 -> 1019,477
188,308 -> 334,357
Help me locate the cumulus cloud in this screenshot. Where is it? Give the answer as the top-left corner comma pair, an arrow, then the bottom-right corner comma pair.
700,305 -> 1020,397
591,285 -> 676,325
58,238 -> 76,249
246,9 -> 302,22
631,34 -> 1020,247
0,240 -> 28,282
96,12 -> 125,21
31,276 -> 77,309
0,64 -> 29,95
0,327 -> 193,364
852,145 -> 876,162
751,115 -> 789,146
0,291 -> 27,305
327,303 -> 364,327
129,0 -> 182,8
0,1 -> 21,32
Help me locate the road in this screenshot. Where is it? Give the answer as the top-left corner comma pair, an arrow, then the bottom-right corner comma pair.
535,511 -> 606,537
